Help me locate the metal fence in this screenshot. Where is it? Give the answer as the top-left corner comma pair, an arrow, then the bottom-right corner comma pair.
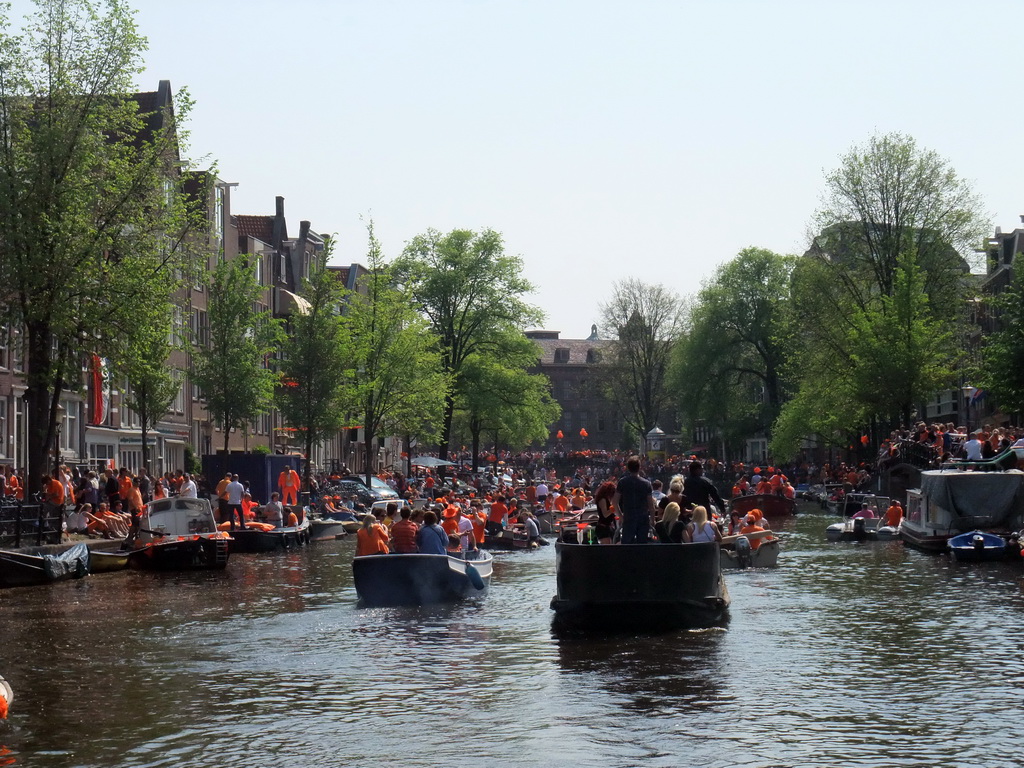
0,501 -> 62,549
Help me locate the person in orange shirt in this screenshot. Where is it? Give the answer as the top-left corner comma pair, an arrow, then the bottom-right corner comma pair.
355,513 -> 389,556
487,496 -> 509,535
469,502 -> 486,547
278,467 -> 300,507
43,474 -> 65,507
883,501 -> 903,528
241,492 -> 260,522
117,468 -> 133,508
740,514 -> 766,550
6,469 -> 21,500
215,473 -> 232,522
554,492 -> 570,514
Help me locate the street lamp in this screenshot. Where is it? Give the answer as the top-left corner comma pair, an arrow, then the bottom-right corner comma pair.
961,386 -> 976,434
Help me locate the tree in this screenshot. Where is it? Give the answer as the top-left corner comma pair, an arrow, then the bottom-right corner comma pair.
347,223 -> 448,486
192,257 -> 283,456
276,242 -> 353,494
118,307 -> 180,471
0,0 -> 203,492
599,279 -> 685,441
453,333 -> 559,469
392,228 -> 541,460
674,248 -> 794,452
977,267 -> 1024,419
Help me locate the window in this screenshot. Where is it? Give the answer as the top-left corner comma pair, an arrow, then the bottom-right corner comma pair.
0,326 -> 8,370
554,348 -> 570,364
60,399 -> 79,454
0,398 -> 6,458
586,348 -> 599,364
173,371 -> 184,414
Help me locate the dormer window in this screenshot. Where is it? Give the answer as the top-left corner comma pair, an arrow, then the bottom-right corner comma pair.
554,348 -> 570,364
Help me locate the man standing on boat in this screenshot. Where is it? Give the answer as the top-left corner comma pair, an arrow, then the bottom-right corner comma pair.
613,455 -> 656,544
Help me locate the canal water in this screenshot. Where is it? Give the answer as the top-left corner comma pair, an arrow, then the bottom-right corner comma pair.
1,507 -> 1023,768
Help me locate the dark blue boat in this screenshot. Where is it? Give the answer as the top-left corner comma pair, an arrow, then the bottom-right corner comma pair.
948,531 -> 1009,563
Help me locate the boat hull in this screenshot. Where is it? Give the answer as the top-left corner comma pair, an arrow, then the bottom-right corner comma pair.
88,548 -> 131,573
309,519 -> 349,541
550,542 -> 729,629
129,537 -> 230,571
948,531 -> 1011,563
0,543 -> 90,588
229,520 -> 311,553
353,552 -> 493,607
826,519 -> 900,542
730,494 -> 796,517
481,530 -> 536,551
720,538 -> 781,569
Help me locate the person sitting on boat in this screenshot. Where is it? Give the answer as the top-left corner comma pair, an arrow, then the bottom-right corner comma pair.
355,513 -> 390,556
381,502 -> 398,530
262,492 -> 285,528
486,495 -> 509,535
739,514 -> 767,550
442,505 -> 477,553
593,480 -> 617,544
731,476 -> 749,498
686,505 -> 723,544
390,506 -> 419,554
570,487 -> 588,511
654,501 -> 686,543
883,500 -> 903,528
727,509 -> 744,536
521,510 -> 542,545
415,510 -> 449,555
782,481 -> 796,500
851,504 -> 876,519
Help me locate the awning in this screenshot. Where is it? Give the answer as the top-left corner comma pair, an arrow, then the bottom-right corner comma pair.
278,288 -> 312,316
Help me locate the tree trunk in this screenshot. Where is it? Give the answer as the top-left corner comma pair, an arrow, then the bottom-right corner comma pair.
470,426 -> 481,474
25,323 -> 61,497
364,430 -> 374,489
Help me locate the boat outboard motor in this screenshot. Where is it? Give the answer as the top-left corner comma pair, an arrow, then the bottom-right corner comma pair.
973,534 -> 986,551
853,516 -> 867,541
735,535 -> 753,569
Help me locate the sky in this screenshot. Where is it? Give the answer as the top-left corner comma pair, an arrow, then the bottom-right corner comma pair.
12,0 -> 1024,339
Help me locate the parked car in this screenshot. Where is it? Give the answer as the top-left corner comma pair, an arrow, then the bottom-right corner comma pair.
324,480 -> 385,507
340,475 -> 400,501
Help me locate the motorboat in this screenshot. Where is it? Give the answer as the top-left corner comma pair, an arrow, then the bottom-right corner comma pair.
948,530 -> 1011,563
0,674 -> 11,719
352,550 -> 493,607
229,518 -> 311,553
827,492 -> 891,518
720,531 -> 781,569
0,542 -> 90,587
825,517 -> 900,542
902,470 -> 1024,553
550,541 -> 729,630
127,497 -> 231,570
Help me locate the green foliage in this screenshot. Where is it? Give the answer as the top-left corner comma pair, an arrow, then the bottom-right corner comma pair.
0,0 -> 205,491
977,267 -> 1024,417
673,248 -> 794,450
183,445 -> 201,474
249,444 -> 271,456
192,257 -> 284,453
392,228 -> 542,456
276,239 -> 353,486
348,222 -> 449,481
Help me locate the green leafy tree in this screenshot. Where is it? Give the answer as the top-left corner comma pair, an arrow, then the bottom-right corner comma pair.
977,267 -> 1024,419
454,334 -> 559,469
118,307 -> 180,471
0,0 -> 203,492
599,279 -> 684,441
674,248 -> 794,452
192,257 -> 283,456
392,228 -> 541,461
276,242 -> 352,493
348,223 -> 448,485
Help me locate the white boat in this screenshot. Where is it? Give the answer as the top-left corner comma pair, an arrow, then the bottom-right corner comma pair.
0,673 -> 11,719
825,517 -> 900,542
720,531 -> 781,569
828,492 -> 891,518
901,469 -> 1024,553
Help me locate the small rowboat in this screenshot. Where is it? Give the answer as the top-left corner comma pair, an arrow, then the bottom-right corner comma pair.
730,494 -> 796,517
948,531 -> 1009,563
88,548 -> 131,573
229,518 -> 311,553
720,532 -> 781,569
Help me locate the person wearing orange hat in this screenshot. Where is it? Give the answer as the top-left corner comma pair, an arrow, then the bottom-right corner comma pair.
739,513 -> 766,550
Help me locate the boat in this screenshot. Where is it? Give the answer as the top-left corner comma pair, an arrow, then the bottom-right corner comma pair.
827,492 -> 891,518
309,517 -> 350,541
825,517 -> 900,542
902,470 -> 1024,553
481,528 -> 537,550
550,541 -> 729,630
0,674 -> 11,719
948,531 -> 1011,563
730,493 -> 796,517
352,551 -> 493,607
127,497 -> 231,571
720,531 -> 781,569
229,518 -> 311,553
0,542 -> 90,588
88,547 -> 131,573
